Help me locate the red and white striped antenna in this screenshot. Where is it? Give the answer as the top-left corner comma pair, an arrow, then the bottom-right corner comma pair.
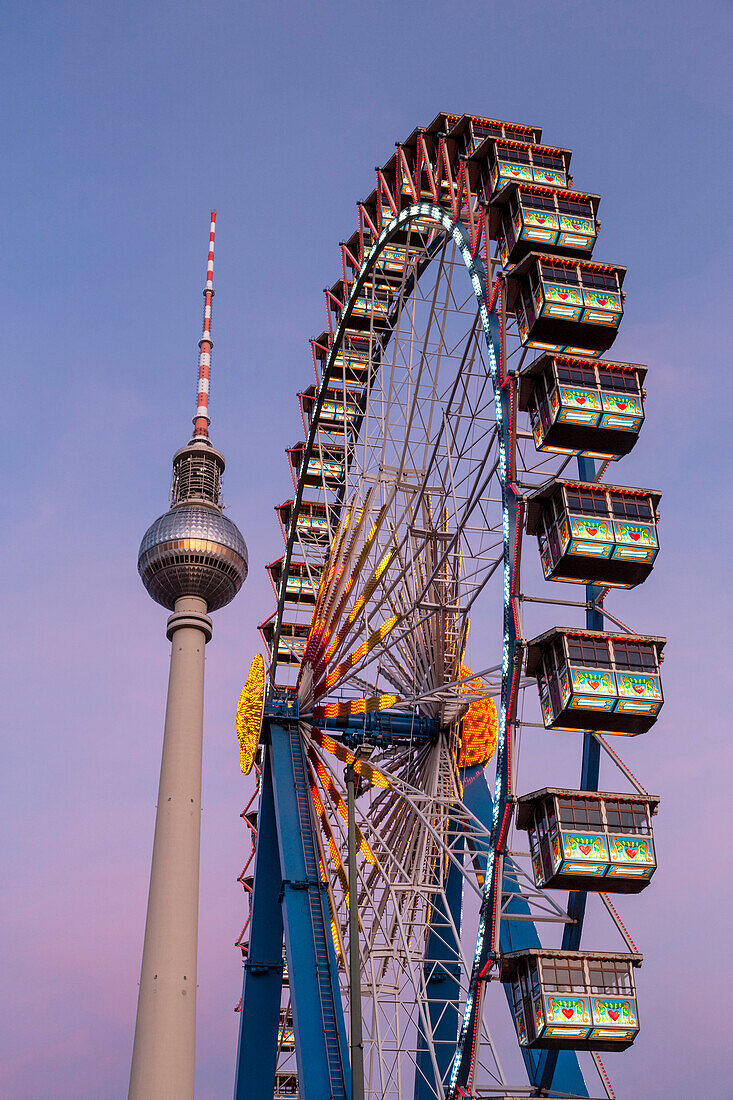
193,211 -> 217,439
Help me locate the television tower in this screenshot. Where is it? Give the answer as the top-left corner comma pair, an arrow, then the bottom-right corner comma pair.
130,213 -> 247,1099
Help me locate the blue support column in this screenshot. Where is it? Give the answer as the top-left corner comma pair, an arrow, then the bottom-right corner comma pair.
533,456 -> 603,1094
563,453 -> 603,948
461,765 -> 588,1097
269,722 -> 350,1100
414,833 -> 465,1099
234,750 -> 284,1099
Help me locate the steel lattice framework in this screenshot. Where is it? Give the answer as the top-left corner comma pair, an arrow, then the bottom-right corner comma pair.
234,114 -> 661,1100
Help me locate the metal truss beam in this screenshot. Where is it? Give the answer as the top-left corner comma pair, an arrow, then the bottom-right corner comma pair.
459,764 -> 588,1098
414,832 -> 465,1100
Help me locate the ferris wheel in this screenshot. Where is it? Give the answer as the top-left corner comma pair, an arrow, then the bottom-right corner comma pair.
233,114 -> 663,1100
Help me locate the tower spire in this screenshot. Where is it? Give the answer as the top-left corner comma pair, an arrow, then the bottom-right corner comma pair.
131,212 -> 247,1100
193,211 -> 216,440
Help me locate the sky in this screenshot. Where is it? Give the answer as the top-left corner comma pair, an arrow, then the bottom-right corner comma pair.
2,1 -> 732,1096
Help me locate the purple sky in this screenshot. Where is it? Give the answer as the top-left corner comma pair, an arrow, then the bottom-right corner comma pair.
3,2 -> 732,1096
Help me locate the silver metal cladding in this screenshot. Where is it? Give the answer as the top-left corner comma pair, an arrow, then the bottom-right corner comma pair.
138,503 -> 248,611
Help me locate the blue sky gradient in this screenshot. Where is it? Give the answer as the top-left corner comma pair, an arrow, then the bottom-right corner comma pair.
2,2 -> 732,1096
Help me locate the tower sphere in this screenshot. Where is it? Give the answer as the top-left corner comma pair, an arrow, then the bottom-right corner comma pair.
138,500 -> 248,612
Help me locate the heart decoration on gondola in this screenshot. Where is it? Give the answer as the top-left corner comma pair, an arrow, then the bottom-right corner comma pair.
579,844 -> 592,856
629,531 -> 641,541
633,684 -> 644,694
625,848 -> 638,859
562,1008 -> 575,1019
588,679 -> 600,690
575,395 -> 586,403
585,527 -> 598,536
608,1010 -> 621,1022
616,401 -> 628,410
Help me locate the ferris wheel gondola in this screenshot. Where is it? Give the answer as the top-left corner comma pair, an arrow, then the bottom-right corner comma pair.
234,113 -> 663,1100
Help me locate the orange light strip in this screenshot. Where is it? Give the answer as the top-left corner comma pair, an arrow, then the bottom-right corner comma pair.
310,729 -> 391,790
310,779 -> 348,881
555,355 -> 643,372
313,502 -> 371,649
309,505 -> 354,636
313,693 -> 400,721
310,753 -> 376,864
309,498 -> 390,672
316,614 -> 401,696
319,545 -> 394,671
304,492 -> 378,669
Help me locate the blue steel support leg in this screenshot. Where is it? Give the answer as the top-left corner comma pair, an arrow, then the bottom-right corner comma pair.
234,749 -> 284,1099
535,455 -> 603,1092
414,833 -> 465,1099
461,764 -> 588,1096
269,722 -> 350,1100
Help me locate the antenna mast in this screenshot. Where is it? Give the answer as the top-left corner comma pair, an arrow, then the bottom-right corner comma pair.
193,211 -> 216,440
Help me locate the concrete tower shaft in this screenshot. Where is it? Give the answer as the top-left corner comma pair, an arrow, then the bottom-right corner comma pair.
130,214 -> 246,1100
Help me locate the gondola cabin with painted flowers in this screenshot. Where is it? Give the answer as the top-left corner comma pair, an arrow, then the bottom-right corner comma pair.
483,138 -> 572,193
488,182 -> 600,267
525,627 -> 665,735
525,479 -> 661,588
516,788 -> 659,893
266,558 -> 322,606
258,615 -> 309,666
518,354 -> 646,459
287,441 -> 345,490
501,949 -> 642,1051
506,255 -> 626,355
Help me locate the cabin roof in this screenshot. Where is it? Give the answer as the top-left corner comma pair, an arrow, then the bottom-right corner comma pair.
515,787 -> 661,829
484,135 -> 572,160
445,113 -> 542,144
524,477 -> 662,533
488,181 -> 600,236
506,252 -> 627,312
517,353 -> 648,408
524,626 -> 667,676
499,947 -> 643,983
